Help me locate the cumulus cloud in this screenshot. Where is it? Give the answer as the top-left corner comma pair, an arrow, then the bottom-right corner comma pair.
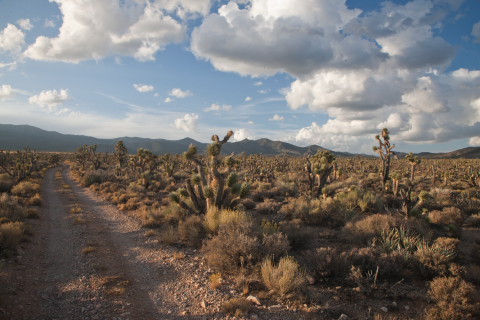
55,108 -> 71,115
173,113 -> 198,132
472,21 -> 480,43
134,84 -> 154,92
245,96 -> 252,101
23,0 -> 189,63
29,89 -> 71,111
16,19 -> 33,31
233,128 -> 255,141
44,19 -> 56,28
0,84 -> 15,101
253,81 -> 262,86
247,121 -> 253,124
164,97 -> 173,103
204,103 -> 231,112
269,114 -> 284,121
169,88 -> 192,98
469,136 -> 480,146
0,24 -> 25,55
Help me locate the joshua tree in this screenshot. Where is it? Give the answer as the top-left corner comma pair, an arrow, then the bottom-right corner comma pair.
170,131 -> 250,215
305,150 -> 336,197
405,152 -> 421,181
113,140 -> 128,168
160,153 -> 178,178
373,128 -> 397,191
75,144 -> 90,169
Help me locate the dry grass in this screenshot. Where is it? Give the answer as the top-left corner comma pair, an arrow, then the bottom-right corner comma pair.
26,208 -> 39,219
261,255 -> 306,296
144,229 -> 155,237
178,215 -> 206,248
11,181 -> 40,196
0,221 -> 28,256
70,206 -> 82,214
27,193 -> 43,206
172,251 -> 184,260
221,297 -> 251,317
429,207 -> 464,225
81,246 -> 95,254
208,273 -> 222,289
73,216 -> 86,225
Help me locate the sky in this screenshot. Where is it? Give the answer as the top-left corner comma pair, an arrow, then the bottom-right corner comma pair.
0,0 -> 480,155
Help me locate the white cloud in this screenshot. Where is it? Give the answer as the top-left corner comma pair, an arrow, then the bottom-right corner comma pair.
0,24 -> 25,54
472,21 -> 480,43
23,0 -> 188,63
17,19 -> 33,31
44,19 -> 56,28
154,93 -> 159,97
258,90 -> 268,94
68,111 -> 81,117
164,97 -> 173,103
247,121 -> 253,124
253,81 -> 262,86
233,128 -> 255,141
204,103 -> 231,112
28,89 -> 72,111
0,85 -> 15,101
169,88 -> 192,98
0,61 -> 17,70
269,114 -> 284,121
173,113 -> 198,132
55,108 -> 71,115
245,96 -> 251,101
469,136 -> 480,146
133,84 -> 154,92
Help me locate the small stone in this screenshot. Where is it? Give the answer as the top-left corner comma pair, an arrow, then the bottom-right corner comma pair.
306,274 -> 315,285
250,315 -> 258,319
392,302 -> 397,307
247,295 -> 261,306
381,307 -> 388,313
200,300 -> 208,309
269,304 -> 282,311
338,314 -> 350,320
405,306 -> 410,310
354,287 -> 362,292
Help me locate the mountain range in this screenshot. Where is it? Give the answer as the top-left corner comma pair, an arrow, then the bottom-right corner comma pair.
0,124 -> 479,159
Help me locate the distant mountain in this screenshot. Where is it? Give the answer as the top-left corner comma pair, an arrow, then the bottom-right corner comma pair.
2,123 -> 476,158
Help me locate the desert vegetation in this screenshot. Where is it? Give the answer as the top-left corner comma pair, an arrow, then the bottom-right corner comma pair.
2,130 -> 480,319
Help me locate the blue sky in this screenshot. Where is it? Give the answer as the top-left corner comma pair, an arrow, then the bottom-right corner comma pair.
0,0 -> 480,154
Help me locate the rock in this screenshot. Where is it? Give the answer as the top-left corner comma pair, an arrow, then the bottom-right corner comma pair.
381,307 -> 388,313
247,295 -> 261,306
250,315 -> 258,319
392,302 -> 397,307
405,306 -> 410,310
269,304 -> 282,311
200,300 -> 208,309
306,274 -> 315,285
353,287 -> 362,292
338,314 -> 350,320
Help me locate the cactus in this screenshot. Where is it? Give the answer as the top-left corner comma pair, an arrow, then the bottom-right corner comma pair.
113,140 -> 128,168
305,150 -> 336,198
372,128 -> 398,191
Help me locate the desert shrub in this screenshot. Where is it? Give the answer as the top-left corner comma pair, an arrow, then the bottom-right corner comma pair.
140,207 -> 163,228
81,173 -> 102,187
221,298 -> 251,317
255,199 -> 282,214
279,219 -> 314,250
27,193 -> 43,206
250,190 -> 274,202
11,181 -> 40,196
261,232 -> 290,258
434,237 -> 460,254
307,198 -> 345,227
261,255 -> 306,296
426,276 -> 476,320
124,198 -> 139,211
252,181 -> 272,191
278,197 -> 309,220
242,198 -> 256,210
429,207 -> 464,225
203,207 -> 250,235
0,193 -> 26,221
411,241 -> 457,279
26,208 -> 39,219
309,247 -> 348,278
0,221 -> 29,256
465,214 -> 480,226
161,203 -> 187,224
270,184 -> 298,197
178,215 -> 206,248
202,221 -> 259,273
0,180 -> 15,193
343,214 -> 406,244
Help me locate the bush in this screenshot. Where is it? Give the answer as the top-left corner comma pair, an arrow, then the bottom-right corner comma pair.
27,193 -> 43,206
411,242 -> 455,279
178,215 -> 206,248
465,264 -> 480,284
344,214 -> 408,244
221,298 -> 251,317
255,199 -> 282,214
0,221 -> 29,256
11,181 -> 40,196
81,173 -> 102,187
279,219 -> 314,250
261,232 -> 290,258
261,255 -> 306,296
0,193 -> 26,221
309,247 -> 348,278
465,214 -> 480,226
242,198 -> 256,210
203,207 -> 250,235
429,207 -> 464,225
426,276 -> 476,320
